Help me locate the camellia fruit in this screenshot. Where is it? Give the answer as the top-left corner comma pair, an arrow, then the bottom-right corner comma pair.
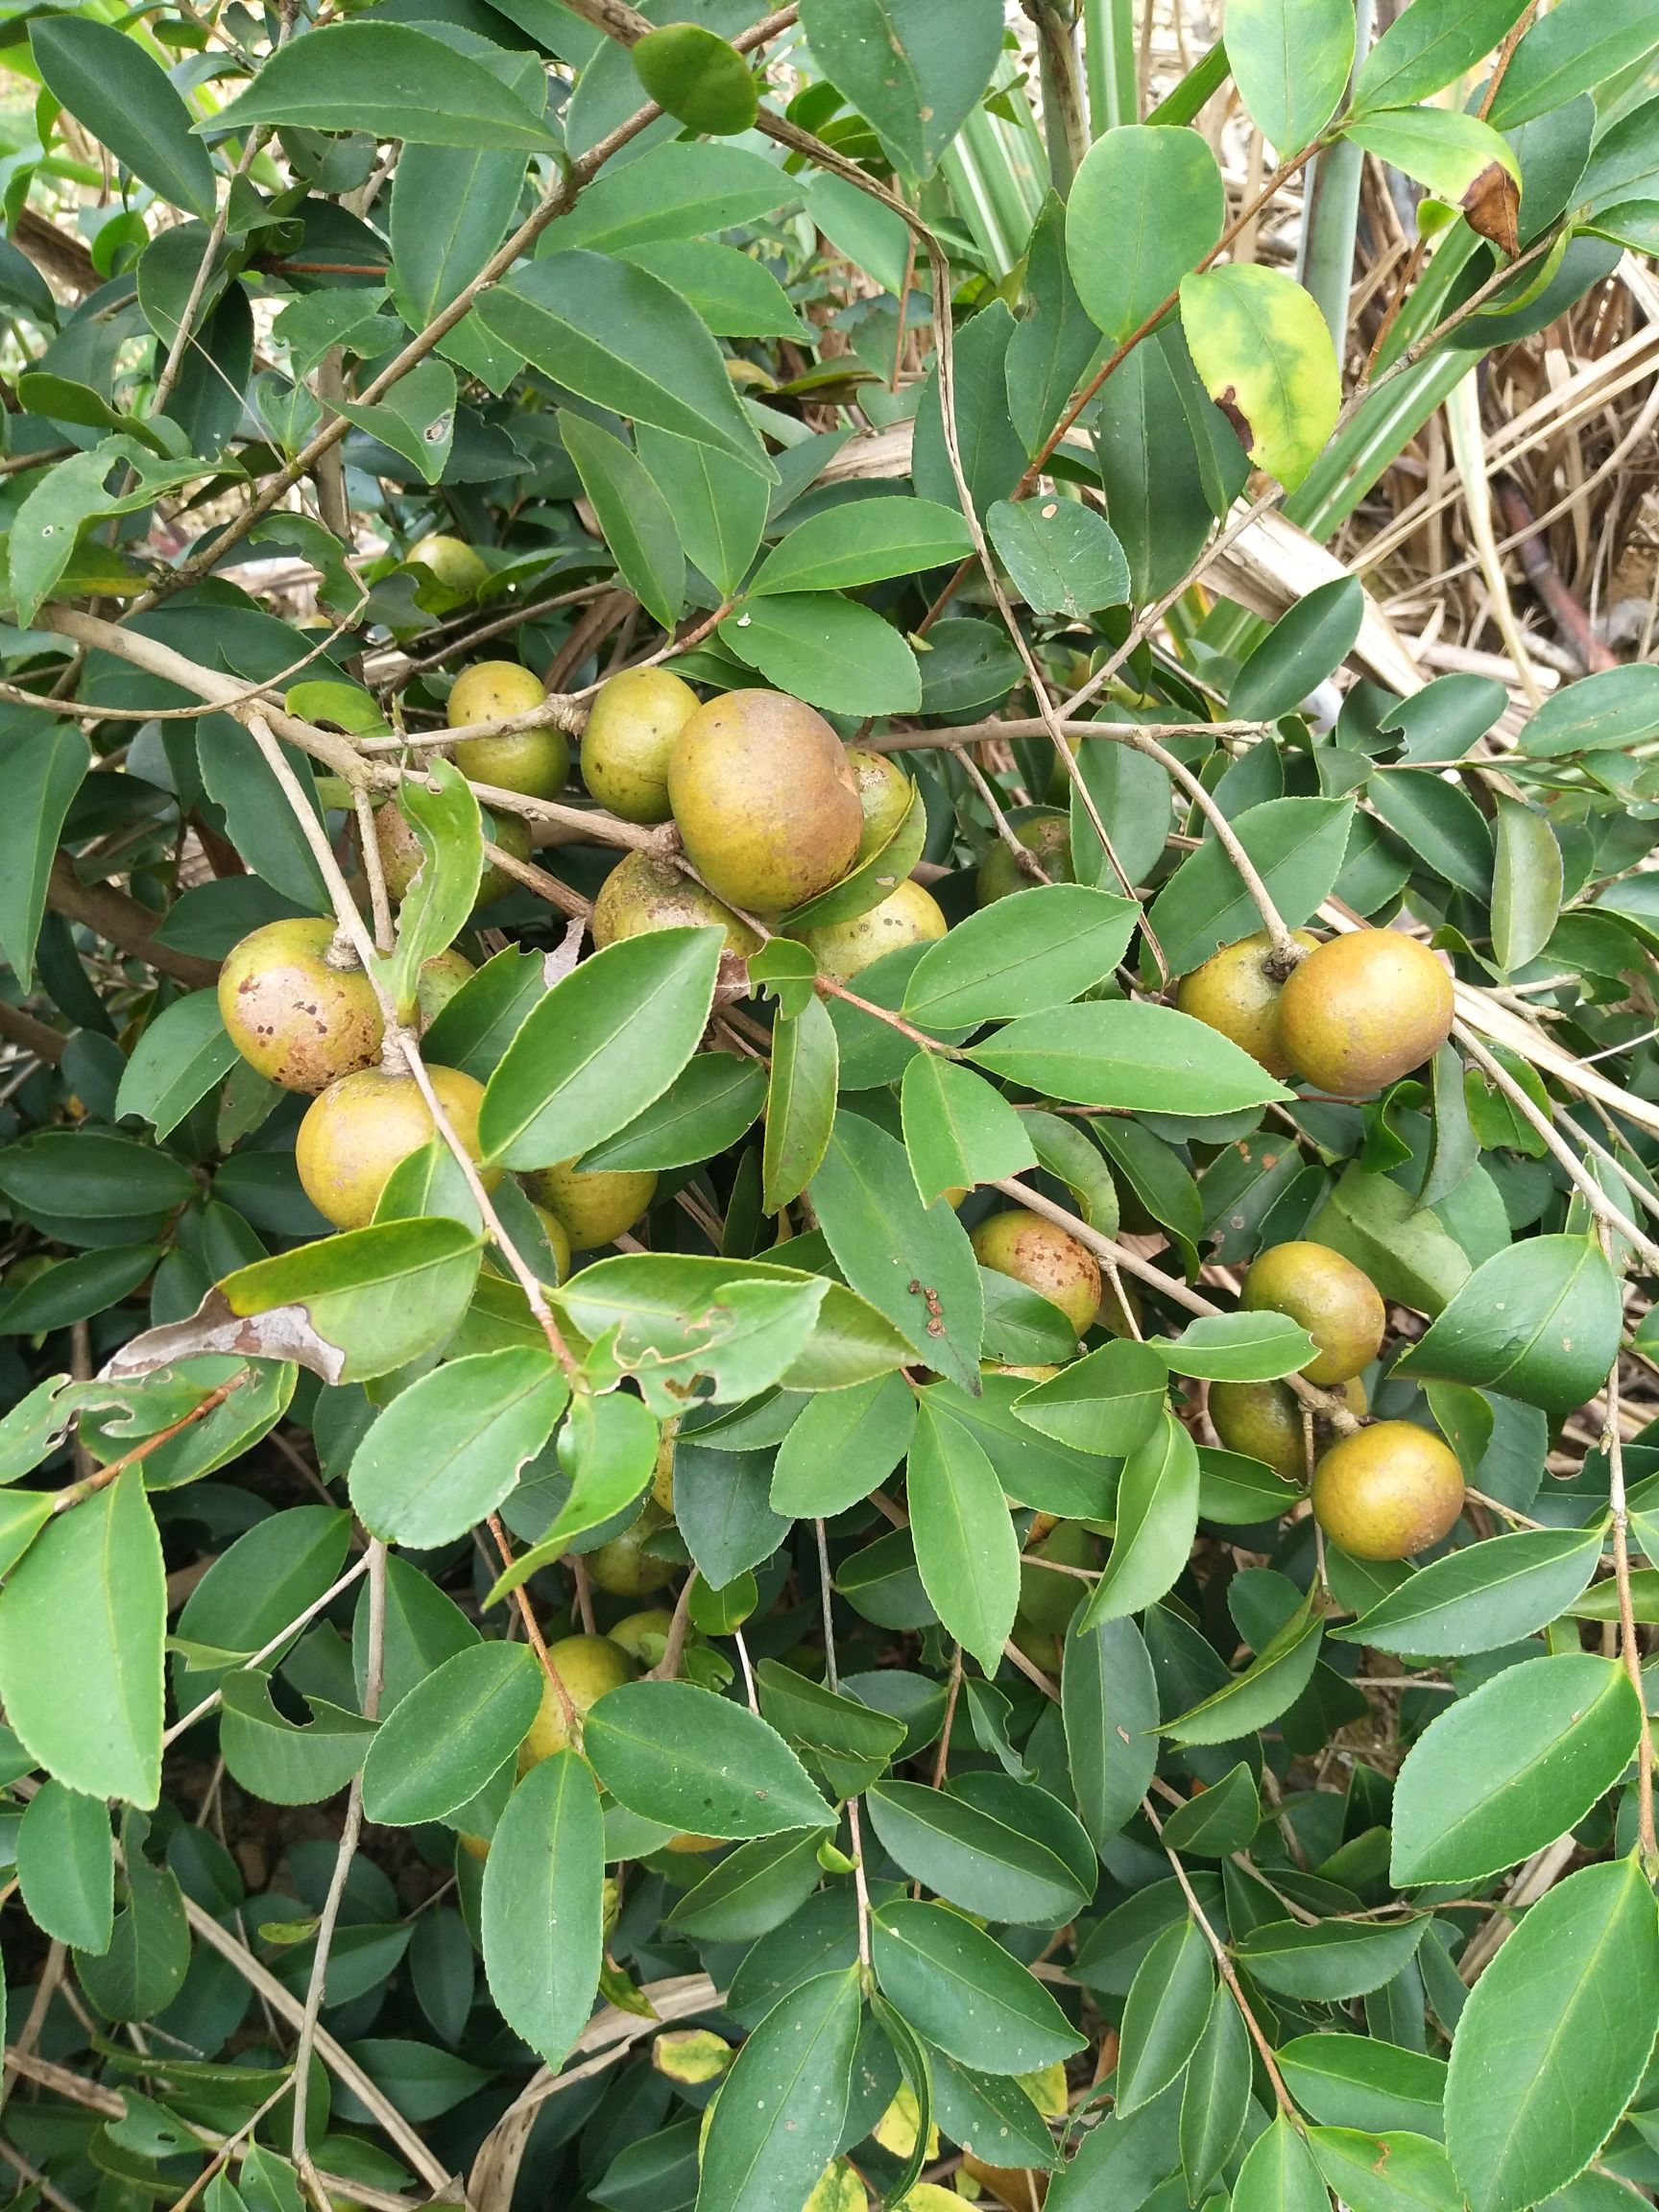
218,918 -> 381,1094
1210,1375 -> 1367,1484
844,746 -> 916,857
591,850 -> 761,960
524,1160 -> 658,1250
1311,1420 -> 1465,1560
518,1634 -> 637,1765
406,533 -> 489,595
797,879 -> 947,982
666,688 -> 861,913
296,1063 -> 493,1229
1240,1239 -> 1385,1385
448,661 -> 569,800
1175,929 -> 1319,1079
581,665 -> 700,823
1276,928 -> 1455,1096
976,810 -> 1073,905
970,1208 -> 1101,1338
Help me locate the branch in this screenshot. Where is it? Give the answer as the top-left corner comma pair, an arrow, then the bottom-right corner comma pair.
47,854 -> 220,988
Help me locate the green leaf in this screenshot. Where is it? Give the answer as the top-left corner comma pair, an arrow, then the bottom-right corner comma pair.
16,1780 -> 113,1954
1006,192 -> 1106,458
1117,1914 -> 1214,2113
212,22 -> 555,149
1077,1408 -> 1200,1629
1160,1762 -> 1261,1855
1226,0 -> 1354,149
1068,125 -> 1226,343
751,496 -> 974,595
1279,2035 -> 1449,2138
485,1388 -> 657,1605
1063,1612 -> 1159,1854
0,721 -> 89,987
560,413 -> 685,633
361,1642 -> 541,1825
1490,0 -> 1659,129
219,1671 -> 375,1806
547,143 -> 795,255
1238,1916 -> 1427,2002
480,1749 -> 605,2068
668,1830 -> 827,1942
334,356 -> 456,486
112,991 -> 236,1142
770,1372 -> 916,1519
1147,795 -> 1356,976
1180,264 -> 1341,491
1180,1988 -> 1251,2198
1334,1527 -> 1604,1658
580,1053 -> 766,1175
912,300 -> 1026,519
480,927 -> 724,1170
987,497 -> 1130,618
376,760 -> 482,1021
902,884 -> 1139,1028
1445,1857 -> 1659,2212
0,1470 -> 163,1806
906,1397 -> 1020,1676
1160,1599 -> 1323,1744
1346,109 -> 1520,203
1394,1235 -> 1623,1415
971,1000 -> 1291,1115
1392,1651 -> 1641,1884
473,252 -> 769,471
1357,0 -> 1531,111
389,89 -> 531,328
558,1263 -> 826,1421
1368,769 -> 1493,896
695,1967 -> 862,2212
900,1055 -> 1036,1208
1233,2113 -> 1330,2212
1308,1163 -> 1470,1317
1230,577 -> 1363,722
866,1777 -> 1094,1924
763,994 -> 839,1214
1310,2128 -> 1464,2212
756,1659 -> 903,1797
1490,795 -> 1563,973
31,16 -> 217,219
871,1900 -> 1086,2075
797,0 -> 1005,179
584,1680 -> 833,1838
808,1109 -> 983,1392
785,786 -> 928,931
1159,1310 -> 1318,1382
630,20 -> 757,134
348,1349 -> 569,1548
719,594 -> 921,716
1012,1339 -> 1168,1457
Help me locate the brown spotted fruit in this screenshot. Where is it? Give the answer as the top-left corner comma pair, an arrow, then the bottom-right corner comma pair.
1240,1240 -> 1385,1386
1276,928 -> 1455,1097
666,688 -> 861,913
845,746 -> 915,856
296,1063 -> 494,1229
448,661 -> 569,800
218,918 -> 381,1094
1175,929 -> 1319,1079
1210,1375 -> 1367,1485
591,850 -> 761,961
1312,1420 -> 1465,1560
976,810 -> 1073,905
798,879 -> 946,983
971,1209 -> 1101,1339
581,666 -> 700,823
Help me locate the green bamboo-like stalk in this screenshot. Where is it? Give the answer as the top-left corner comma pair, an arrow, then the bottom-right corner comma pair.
1296,0 -> 1373,340
1081,0 -> 1138,132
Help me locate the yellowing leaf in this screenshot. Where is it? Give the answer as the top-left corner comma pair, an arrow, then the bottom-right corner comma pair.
1178,264 -> 1340,492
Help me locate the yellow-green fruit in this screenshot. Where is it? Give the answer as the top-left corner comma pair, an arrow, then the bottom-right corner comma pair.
1277,928 -> 1455,1097
477,814 -> 534,906
1210,1376 -> 1367,1485
1019,1521 -> 1094,1634
592,850 -> 762,961
373,801 -> 532,909
407,533 -> 489,595
652,1427 -> 676,1514
1241,1240 -> 1385,1387
530,1204 -> 571,1285
218,918 -> 382,1094
845,747 -> 915,857
296,1063 -> 493,1230
971,1209 -> 1101,1338
581,665 -> 700,823
1096,1274 -> 1143,1338
976,811 -> 1073,905
588,1521 -> 674,1598
1175,929 -> 1320,1080
1311,1420 -> 1465,1560
666,688 -> 862,913
798,879 -> 947,983
609,1608 -> 676,1666
519,1633 -> 637,1765
416,948 -> 474,1028
448,661 -> 569,800
525,1160 -> 658,1249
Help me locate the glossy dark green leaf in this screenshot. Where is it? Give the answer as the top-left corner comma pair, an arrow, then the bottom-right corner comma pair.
1069,124 -> 1225,342
1279,2034 -> 1448,2138
797,0 -> 1004,179
988,496 -> 1130,617
1077,1409 -> 1199,1629
481,1748 -> 604,2067
1395,1236 -> 1623,1415
900,1054 -> 1036,1209
0,721 -> 90,988
1356,0 -> 1530,109
871,1900 -> 1086,2075
763,993 -> 838,1214
349,1349 -> 569,1549
1063,1611 -> 1159,1855
1145,795 -> 1357,976
32,16 -> 217,218
720,593 -> 921,716
769,1371 -> 916,1519
216,20 -> 553,148
16,1780 -> 113,1954
866,1776 -> 1094,1925
696,1966 -> 862,2212
579,1053 -> 766,1175
585,1680 -> 833,1838
971,1000 -> 1290,1115
1012,1338 -> 1167,1456
1230,579 -> 1362,723
1162,1600 -> 1323,1745
562,413 -> 685,632
1180,1986 -> 1251,2197
905,1395 -> 1020,1675
1159,1762 -> 1261,1855
1334,1527 -> 1603,1658
1310,2128 -> 1463,2212
1116,1914 -> 1214,2112
1238,1915 -> 1427,2003
1232,2112 -> 1329,2212
667,1829 -> 826,1942
751,496 -> 973,596
902,884 -> 1139,1027
361,1642 -> 541,1825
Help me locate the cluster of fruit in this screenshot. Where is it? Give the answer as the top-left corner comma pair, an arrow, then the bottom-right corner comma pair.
215,647 -> 1470,1572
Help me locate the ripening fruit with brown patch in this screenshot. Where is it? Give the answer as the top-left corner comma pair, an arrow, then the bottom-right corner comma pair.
588,1518 -> 674,1597
798,879 -> 947,983
667,688 -> 862,913
218,918 -> 382,1094
1276,928 -> 1455,1097
1175,929 -> 1319,1079
296,1063 -> 494,1229
518,1634 -> 637,1766
1240,1240 -> 1385,1386
448,661 -> 569,799
845,747 -> 915,857
1311,1420 -> 1465,1560
976,810 -> 1074,905
407,533 -> 489,595
970,1209 -> 1101,1338
416,948 -> 473,1028
591,850 -> 762,961
525,1160 -> 658,1250
581,665 -> 700,823
1209,1375 -> 1367,1484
